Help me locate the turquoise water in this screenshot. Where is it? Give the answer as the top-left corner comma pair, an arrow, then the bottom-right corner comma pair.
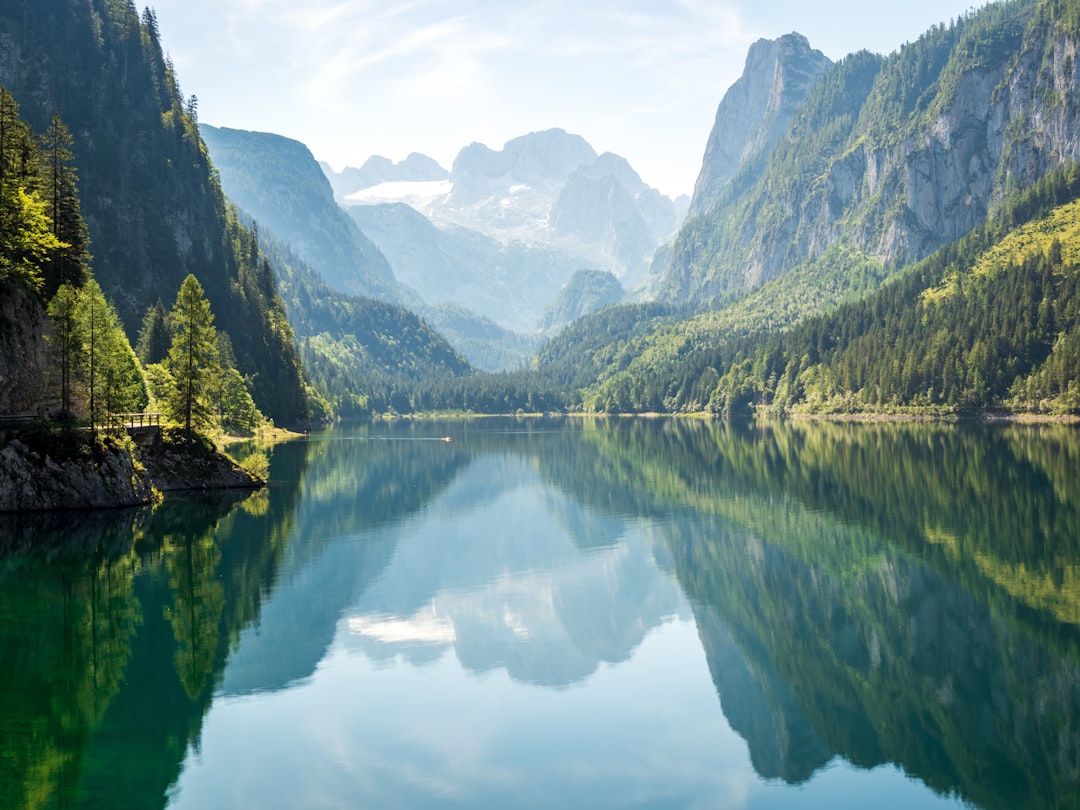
3,417 -> 1078,808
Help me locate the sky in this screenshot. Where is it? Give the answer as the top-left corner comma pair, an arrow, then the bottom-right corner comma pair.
148,0 -> 989,198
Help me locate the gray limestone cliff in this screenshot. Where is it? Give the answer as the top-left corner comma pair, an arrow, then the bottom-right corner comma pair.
689,33 -> 832,218
662,3 -> 1080,305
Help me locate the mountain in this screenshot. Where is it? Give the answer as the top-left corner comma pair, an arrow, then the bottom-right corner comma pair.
201,125 -> 401,302
536,270 -> 625,335
321,153 -> 448,199
448,128 -> 598,206
345,201 -> 587,334
528,1 -> 1080,418
338,129 -> 685,293
0,1 -> 308,426
417,304 -> 540,373
688,33 -> 831,218
199,126 -> 545,370
258,230 -> 472,419
661,2 -> 1080,306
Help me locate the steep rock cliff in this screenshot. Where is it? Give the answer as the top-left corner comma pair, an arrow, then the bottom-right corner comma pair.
689,33 -> 832,218
0,282 -> 52,417
662,1 -> 1080,306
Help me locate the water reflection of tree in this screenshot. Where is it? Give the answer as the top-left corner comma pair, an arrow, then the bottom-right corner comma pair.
0,471 -> 300,809
164,529 -> 224,700
0,519 -> 143,810
553,417 -> 1080,810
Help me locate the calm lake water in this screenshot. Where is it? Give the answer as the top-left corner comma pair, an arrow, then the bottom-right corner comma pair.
2,417 -> 1079,809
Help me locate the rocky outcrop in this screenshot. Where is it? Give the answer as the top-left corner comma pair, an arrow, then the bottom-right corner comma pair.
0,428 -> 259,513
0,282 -> 54,417
0,431 -> 154,512
133,427 -> 258,492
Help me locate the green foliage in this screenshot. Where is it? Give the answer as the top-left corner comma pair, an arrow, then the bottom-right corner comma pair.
260,230 -> 472,419
46,282 -> 85,415
37,112 -> 90,295
537,269 -> 625,334
163,274 -> 219,434
236,450 -> 270,481
700,165 -> 1080,416
216,366 -> 263,435
80,278 -> 147,424
135,299 -> 170,365
0,185 -> 59,293
0,3 -> 309,427
0,86 -> 65,293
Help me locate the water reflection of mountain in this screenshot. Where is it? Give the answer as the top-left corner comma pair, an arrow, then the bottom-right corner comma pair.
10,419 -> 1080,809
562,419 -> 1080,810
224,445 -> 684,691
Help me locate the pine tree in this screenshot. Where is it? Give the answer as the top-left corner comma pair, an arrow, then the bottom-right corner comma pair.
37,112 -> 90,295
135,299 -> 170,365
46,282 -> 85,418
80,279 -> 145,426
164,274 -> 219,435
0,87 -> 58,292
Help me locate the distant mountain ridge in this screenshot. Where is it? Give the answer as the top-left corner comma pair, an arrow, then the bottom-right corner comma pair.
201,125 -> 401,303
321,153 -> 448,198
333,129 -> 686,292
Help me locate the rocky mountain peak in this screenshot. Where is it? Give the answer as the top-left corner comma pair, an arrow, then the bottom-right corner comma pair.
448,128 -> 598,204
689,32 -> 831,216
321,152 -> 448,198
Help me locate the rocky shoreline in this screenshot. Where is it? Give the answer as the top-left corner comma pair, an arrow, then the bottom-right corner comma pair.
0,427 -> 261,513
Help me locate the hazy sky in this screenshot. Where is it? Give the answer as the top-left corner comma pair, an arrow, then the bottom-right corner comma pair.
148,0 -> 988,197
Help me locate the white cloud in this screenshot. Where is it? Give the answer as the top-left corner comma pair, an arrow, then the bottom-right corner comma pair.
148,0 -> 988,197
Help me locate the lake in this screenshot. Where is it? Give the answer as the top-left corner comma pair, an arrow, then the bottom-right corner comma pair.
2,417 -> 1079,809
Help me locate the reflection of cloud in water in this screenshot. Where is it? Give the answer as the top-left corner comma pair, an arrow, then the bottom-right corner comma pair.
348,608 -> 457,645
342,529 -> 685,686
337,454 -> 686,686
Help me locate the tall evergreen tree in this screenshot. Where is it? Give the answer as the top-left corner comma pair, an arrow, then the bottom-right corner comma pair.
37,112 -> 90,295
135,299 -> 170,365
0,87 -> 57,292
80,279 -> 145,426
164,274 -> 219,435
46,282 -> 84,417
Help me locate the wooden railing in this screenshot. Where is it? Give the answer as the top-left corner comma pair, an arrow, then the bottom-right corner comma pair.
104,412 -> 162,430
0,413 -> 36,426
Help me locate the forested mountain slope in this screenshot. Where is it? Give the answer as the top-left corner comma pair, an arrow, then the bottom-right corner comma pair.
0,0 -> 307,425
534,0 -> 1080,416
256,231 -> 472,420
557,165 -> 1080,415
201,125 -> 401,303
661,0 -> 1080,306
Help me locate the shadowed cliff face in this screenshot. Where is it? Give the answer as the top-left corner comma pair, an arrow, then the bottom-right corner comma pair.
0,281 -> 51,416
